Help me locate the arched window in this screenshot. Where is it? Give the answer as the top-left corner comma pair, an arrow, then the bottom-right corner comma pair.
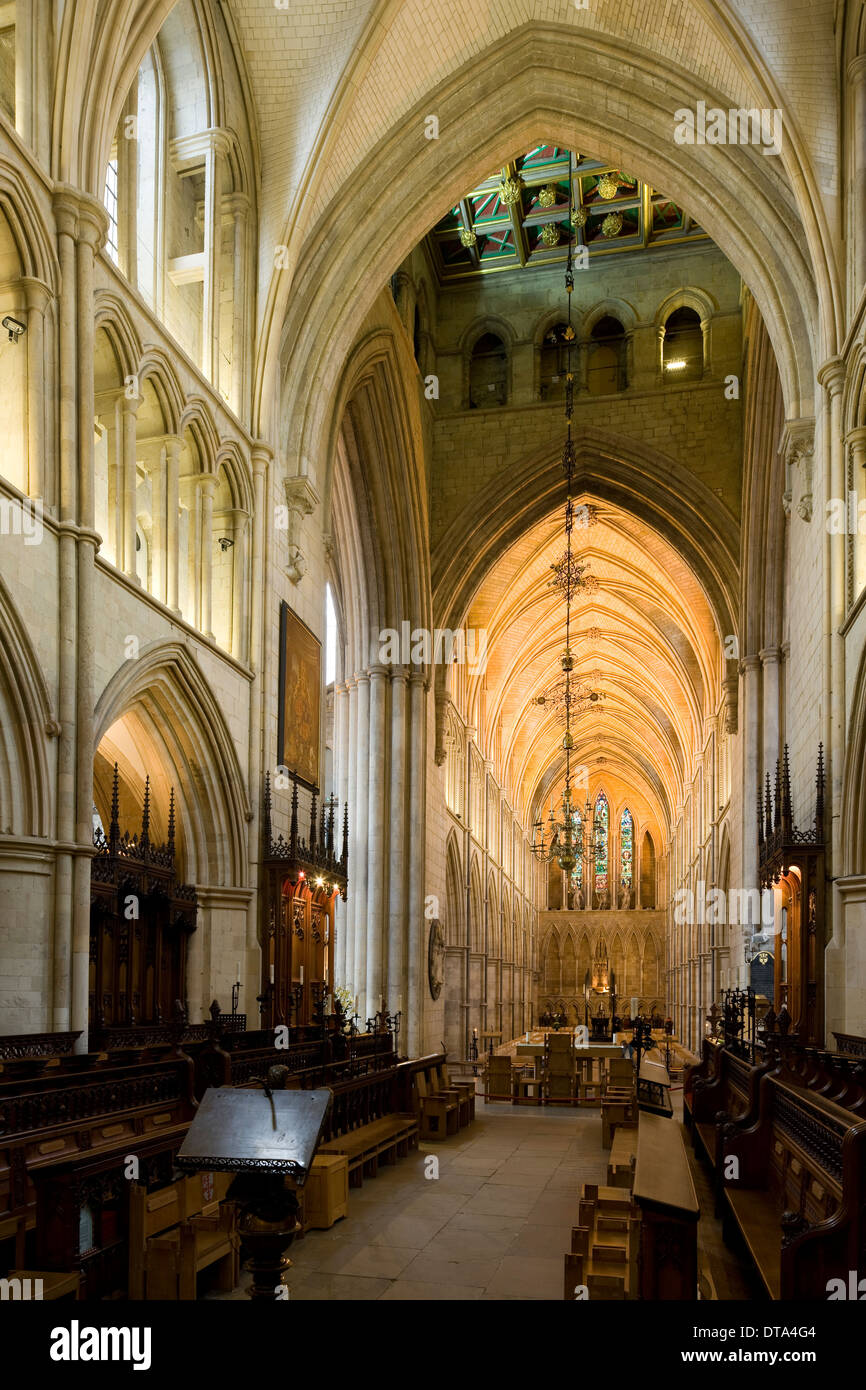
469,332 -> 507,407
539,322 -> 570,400
0,21 -> 14,122
547,856 -> 563,910
663,306 -> 703,380
413,305 -> 422,366
569,807 -> 584,907
620,807 -> 634,905
594,792 -> 609,906
587,316 -> 626,395
640,830 -> 656,908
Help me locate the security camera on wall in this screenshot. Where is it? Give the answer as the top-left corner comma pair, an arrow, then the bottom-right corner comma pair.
2,316 -> 26,343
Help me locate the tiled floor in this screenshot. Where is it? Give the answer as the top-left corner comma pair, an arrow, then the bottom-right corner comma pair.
214,1093 -> 757,1301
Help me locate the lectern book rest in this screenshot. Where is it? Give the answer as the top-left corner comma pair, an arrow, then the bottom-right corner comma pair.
175,1085 -> 333,1182
175,1084 -> 333,1298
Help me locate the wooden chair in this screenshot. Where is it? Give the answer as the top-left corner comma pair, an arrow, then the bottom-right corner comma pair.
437,1063 -> 475,1125
415,1070 -> 459,1139
129,1171 -> 238,1300
482,1055 -> 513,1102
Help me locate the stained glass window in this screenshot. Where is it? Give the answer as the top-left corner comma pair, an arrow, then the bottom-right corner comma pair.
594,792 -> 608,899
620,807 -> 634,890
570,809 -> 583,891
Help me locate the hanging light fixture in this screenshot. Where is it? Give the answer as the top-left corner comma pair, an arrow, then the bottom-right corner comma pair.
532,153 -> 600,872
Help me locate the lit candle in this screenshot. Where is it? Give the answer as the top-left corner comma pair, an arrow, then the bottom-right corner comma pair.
473,1027 -> 478,1038
269,964 -> 274,985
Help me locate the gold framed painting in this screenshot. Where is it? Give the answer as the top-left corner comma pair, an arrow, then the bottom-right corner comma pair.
277,602 -> 321,791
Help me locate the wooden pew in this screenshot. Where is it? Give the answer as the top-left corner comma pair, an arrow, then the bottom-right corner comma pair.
632,1111 -> 699,1299
0,1053 -> 197,1278
683,1040 -> 770,1167
717,1070 -> 866,1299
318,1060 -> 419,1185
129,1171 -> 237,1300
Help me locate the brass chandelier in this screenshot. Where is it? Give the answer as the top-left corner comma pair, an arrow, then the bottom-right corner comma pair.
531,154 -> 600,872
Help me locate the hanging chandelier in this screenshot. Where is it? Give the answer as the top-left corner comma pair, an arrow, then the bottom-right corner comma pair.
532,153 -> 600,872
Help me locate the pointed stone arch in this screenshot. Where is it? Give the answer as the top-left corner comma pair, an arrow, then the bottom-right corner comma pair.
0,576 -> 56,838
93,640 -> 250,886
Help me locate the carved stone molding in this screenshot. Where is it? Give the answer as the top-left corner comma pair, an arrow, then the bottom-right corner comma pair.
779,418 -> 815,523
283,474 -> 320,585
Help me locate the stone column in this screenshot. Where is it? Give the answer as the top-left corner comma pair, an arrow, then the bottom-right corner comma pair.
342,677 -> 358,981
52,193 -> 78,1033
352,672 -> 370,1012
245,445 -> 270,1001
406,672 -> 428,1054
201,132 -> 229,386
333,680 -> 350,986
164,435 -> 182,612
849,425 -> 866,594
120,393 -> 141,581
740,654 -> 761,986
365,666 -> 388,1009
849,56 -> 866,305
759,646 -> 782,782
819,360 -> 847,871
198,473 -> 219,639
230,510 -> 250,660
387,671 -> 409,1009
20,277 -> 50,503
227,193 -> 249,418
72,199 -> 107,1053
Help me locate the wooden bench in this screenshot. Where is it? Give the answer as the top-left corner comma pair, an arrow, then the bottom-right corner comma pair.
717,1068 -> 866,1299
320,1111 -> 419,1182
129,1171 -> 237,1300
632,1111 -> 699,1299
606,1124 -> 638,1188
684,1040 -> 769,1168
563,1184 -> 639,1300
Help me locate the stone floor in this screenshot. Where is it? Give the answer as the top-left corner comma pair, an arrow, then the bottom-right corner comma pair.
213,1090 -> 757,1301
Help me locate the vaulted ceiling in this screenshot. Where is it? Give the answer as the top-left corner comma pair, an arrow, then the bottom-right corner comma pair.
427,144 -> 707,283
462,495 -> 721,852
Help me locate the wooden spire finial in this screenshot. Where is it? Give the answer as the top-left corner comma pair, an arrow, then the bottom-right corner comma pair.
109,762 -> 120,850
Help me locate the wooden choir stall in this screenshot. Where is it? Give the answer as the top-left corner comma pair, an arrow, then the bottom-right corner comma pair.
259,771 -> 348,1029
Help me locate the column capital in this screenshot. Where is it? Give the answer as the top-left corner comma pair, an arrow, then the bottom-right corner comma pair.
739,654 -> 761,673
18,276 -> 52,313
367,664 -> 390,682
846,424 -> 866,455
817,355 -> 846,397
758,645 -> 782,666
195,471 -> 220,496
847,54 -> 866,83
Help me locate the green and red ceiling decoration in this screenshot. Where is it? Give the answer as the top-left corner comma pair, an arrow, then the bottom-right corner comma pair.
427,144 -> 706,283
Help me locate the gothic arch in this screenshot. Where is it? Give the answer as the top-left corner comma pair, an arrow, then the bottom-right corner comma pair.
94,293 -> 144,378
0,160 -> 60,290
444,830 -> 463,947
0,576 -> 56,838
841,641 -> 866,876
93,640 -> 250,885
266,24 -> 826,465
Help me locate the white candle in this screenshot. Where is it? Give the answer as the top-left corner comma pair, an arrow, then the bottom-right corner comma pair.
397,995 -> 402,1014
235,962 -> 240,982
269,964 -> 274,984
324,964 -> 329,984
300,965 -> 304,984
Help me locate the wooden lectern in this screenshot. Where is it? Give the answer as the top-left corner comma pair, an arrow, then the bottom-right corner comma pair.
176,1069 -> 332,1300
